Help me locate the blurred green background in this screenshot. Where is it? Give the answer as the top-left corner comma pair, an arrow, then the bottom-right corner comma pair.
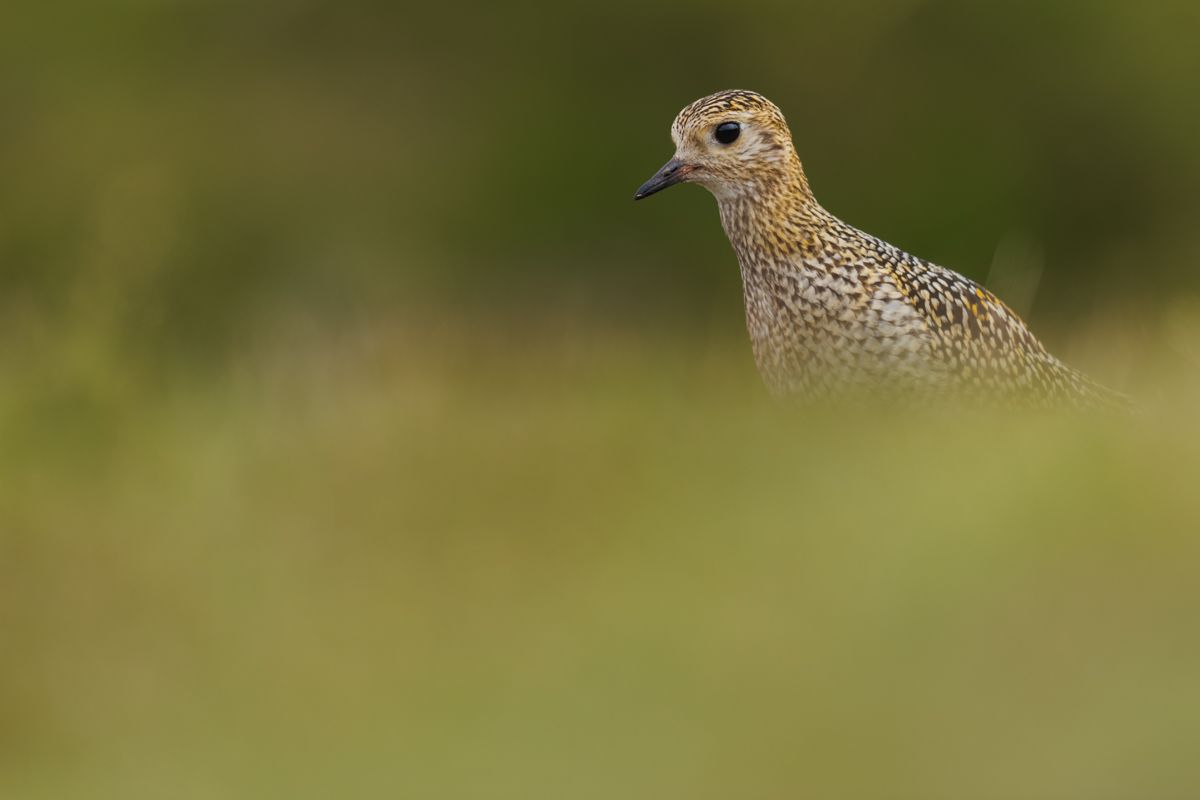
3,1 -> 1200,797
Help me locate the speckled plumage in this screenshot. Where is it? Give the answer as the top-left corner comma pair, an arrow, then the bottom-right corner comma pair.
637,90 -> 1120,407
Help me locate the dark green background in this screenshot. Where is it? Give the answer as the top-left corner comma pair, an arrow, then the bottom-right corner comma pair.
4,1 -> 1197,368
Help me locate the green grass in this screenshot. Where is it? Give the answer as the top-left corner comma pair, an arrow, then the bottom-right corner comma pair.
2,322 -> 1199,798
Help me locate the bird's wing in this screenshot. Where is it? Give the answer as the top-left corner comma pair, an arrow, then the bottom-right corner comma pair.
886,258 -> 1123,406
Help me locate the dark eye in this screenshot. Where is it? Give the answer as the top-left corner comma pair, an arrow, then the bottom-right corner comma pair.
715,122 -> 741,144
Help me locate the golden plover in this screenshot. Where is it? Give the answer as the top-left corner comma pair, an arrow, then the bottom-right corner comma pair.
635,89 -> 1119,406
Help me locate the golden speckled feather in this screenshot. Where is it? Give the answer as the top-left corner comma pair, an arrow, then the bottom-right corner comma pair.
635,90 -> 1122,407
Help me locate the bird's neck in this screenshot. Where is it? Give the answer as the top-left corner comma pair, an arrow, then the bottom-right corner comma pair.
714,160 -> 866,394
716,158 -> 836,271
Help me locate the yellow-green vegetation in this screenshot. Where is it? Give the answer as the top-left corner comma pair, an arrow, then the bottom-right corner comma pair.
3,322 -> 1200,798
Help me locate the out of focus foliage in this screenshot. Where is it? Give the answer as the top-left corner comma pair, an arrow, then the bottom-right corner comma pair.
5,330 -> 1200,799
2,0 -> 1198,370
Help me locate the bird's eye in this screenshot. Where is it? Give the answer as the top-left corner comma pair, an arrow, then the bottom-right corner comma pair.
715,122 -> 741,144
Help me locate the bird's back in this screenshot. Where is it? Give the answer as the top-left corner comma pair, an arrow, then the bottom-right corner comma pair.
735,211 -> 1120,407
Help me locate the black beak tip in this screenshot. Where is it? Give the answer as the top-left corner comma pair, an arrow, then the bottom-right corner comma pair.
633,179 -> 662,201
633,159 -> 687,203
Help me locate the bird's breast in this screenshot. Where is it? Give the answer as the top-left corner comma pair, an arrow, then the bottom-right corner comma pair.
737,257 -> 938,394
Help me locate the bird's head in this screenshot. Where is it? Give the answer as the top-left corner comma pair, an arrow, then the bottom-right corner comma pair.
634,90 -> 803,203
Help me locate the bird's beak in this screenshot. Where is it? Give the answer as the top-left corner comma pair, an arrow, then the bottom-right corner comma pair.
633,158 -> 696,200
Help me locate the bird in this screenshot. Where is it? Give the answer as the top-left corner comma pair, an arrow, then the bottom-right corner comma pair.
634,89 -> 1122,408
